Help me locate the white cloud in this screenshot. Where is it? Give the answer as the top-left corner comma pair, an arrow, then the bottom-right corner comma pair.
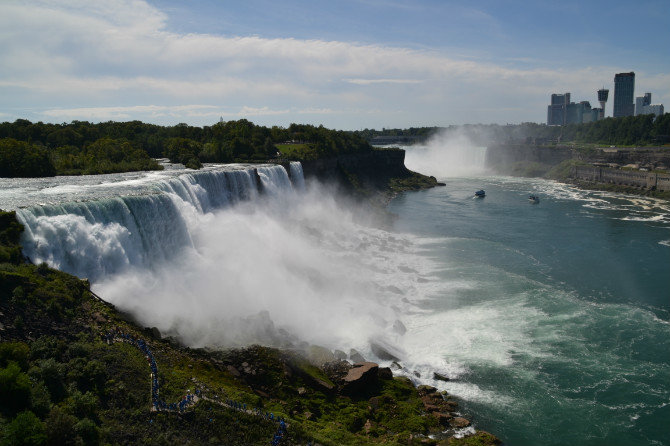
345,78 -> 423,85
0,0 -> 667,128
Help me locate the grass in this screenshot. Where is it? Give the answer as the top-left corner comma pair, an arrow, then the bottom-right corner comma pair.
276,143 -> 319,160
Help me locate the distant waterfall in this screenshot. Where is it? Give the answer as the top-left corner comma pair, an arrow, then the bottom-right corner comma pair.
16,164 -> 303,281
403,133 -> 489,178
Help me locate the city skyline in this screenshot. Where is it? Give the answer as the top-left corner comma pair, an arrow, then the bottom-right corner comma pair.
1,0 -> 669,130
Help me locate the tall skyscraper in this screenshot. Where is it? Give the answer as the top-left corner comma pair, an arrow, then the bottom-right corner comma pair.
547,93 -> 570,125
613,72 -> 635,118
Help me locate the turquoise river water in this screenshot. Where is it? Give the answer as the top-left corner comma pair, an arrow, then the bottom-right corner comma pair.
388,174 -> 670,445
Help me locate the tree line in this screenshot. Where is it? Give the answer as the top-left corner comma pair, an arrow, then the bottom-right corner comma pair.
0,119 -> 372,178
355,113 -> 670,147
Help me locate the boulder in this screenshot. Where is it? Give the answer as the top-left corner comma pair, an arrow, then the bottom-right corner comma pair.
370,341 -> 401,361
341,362 -> 379,395
424,404 -> 442,412
417,385 -> 438,395
149,326 -> 162,339
433,371 -> 450,382
449,417 -> 471,428
322,360 -> 352,380
333,349 -> 347,360
432,412 -> 453,426
349,348 -> 366,364
378,367 -> 393,380
307,345 -> 336,366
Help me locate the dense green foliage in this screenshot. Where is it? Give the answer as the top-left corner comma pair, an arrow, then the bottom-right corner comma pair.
0,119 -> 372,177
355,127 -> 438,141
51,138 -> 162,175
0,139 -> 55,178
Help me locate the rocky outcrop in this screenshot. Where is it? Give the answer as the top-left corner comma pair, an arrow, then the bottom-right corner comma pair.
418,385 -> 465,429
341,362 -> 379,395
300,149 -> 409,182
296,148 -> 439,206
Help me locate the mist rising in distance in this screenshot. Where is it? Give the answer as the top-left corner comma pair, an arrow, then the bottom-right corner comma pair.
403,130 -> 489,178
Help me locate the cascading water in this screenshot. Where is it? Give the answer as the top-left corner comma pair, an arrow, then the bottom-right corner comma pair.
289,161 -> 305,190
15,164 -> 289,281
8,162 -> 421,356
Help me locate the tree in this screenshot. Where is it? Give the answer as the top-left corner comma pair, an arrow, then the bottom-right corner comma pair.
164,137 -> 202,168
0,362 -> 32,416
1,411 -> 46,446
0,138 -> 55,178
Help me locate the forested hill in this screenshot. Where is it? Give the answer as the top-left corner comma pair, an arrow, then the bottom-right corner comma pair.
0,120 -> 371,178
356,113 -> 670,147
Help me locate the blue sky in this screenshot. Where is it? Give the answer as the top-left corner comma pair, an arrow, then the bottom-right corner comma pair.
1,0 -> 668,129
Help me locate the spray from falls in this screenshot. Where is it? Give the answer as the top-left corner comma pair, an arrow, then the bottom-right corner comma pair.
403,130 -> 489,178
14,163 -> 438,366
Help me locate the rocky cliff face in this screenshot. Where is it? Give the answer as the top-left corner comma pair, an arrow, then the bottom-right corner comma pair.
486,143 -> 670,172
296,148 -> 439,207
485,144 -> 575,170
300,149 -> 409,183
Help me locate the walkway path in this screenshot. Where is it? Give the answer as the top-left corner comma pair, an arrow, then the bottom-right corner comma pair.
103,329 -> 288,445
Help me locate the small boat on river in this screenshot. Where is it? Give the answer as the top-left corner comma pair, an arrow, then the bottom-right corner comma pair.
475,190 -> 486,198
528,195 -> 540,204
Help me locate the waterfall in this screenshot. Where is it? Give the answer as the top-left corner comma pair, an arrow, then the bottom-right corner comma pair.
289,162 -> 305,190
16,163 -> 303,281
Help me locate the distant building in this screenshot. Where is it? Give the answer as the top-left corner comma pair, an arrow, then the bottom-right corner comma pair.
635,92 -> 665,118
613,72 -> 635,118
547,93 -> 570,125
597,88 -> 609,119
636,92 -> 652,111
547,94 -> 600,125
566,101 -> 600,124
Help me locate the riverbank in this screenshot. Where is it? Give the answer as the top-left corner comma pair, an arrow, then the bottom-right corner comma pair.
485,143 -> 670,200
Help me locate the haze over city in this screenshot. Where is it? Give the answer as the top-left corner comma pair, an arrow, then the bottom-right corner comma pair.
1,0 -> 669,129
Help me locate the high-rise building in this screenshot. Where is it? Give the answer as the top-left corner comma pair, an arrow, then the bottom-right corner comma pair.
547,94 -> 600,125
613,72 -> 635,118
547,93 -> 570,125
636,93 -> 665,118
597,88 -> 609,119
566,101 -> 599,124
